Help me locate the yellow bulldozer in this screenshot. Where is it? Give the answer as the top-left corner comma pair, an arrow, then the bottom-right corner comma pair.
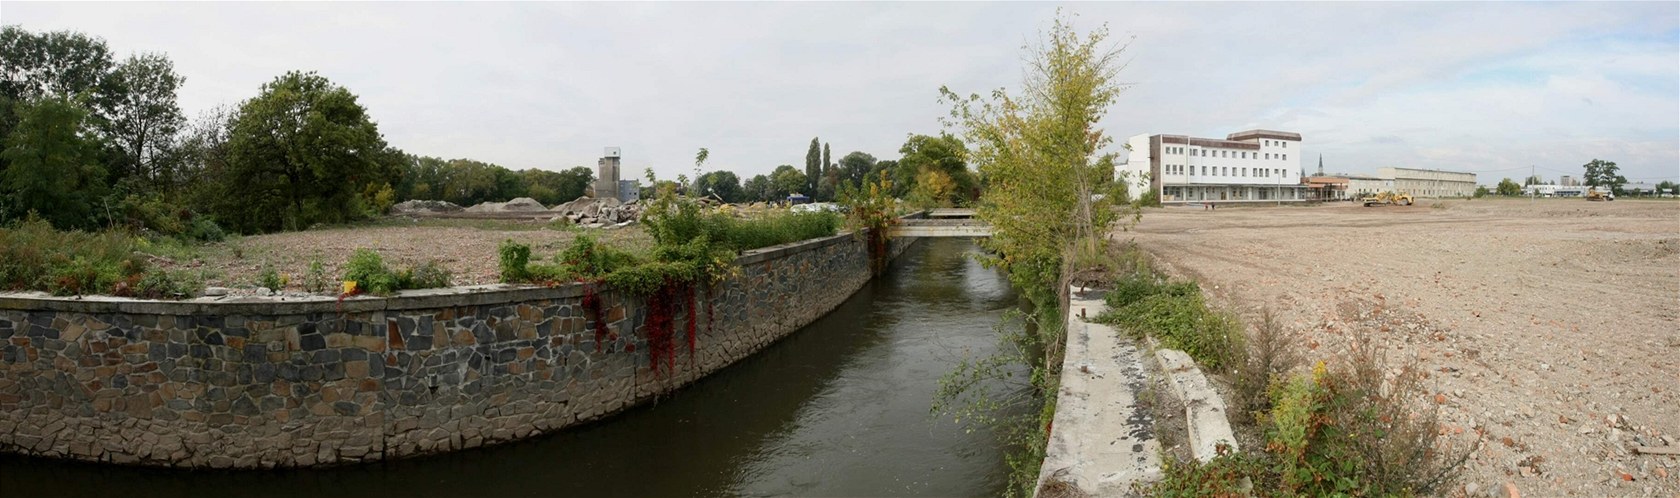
1361,191 -> 1415,207
1585,187 -> 1614,201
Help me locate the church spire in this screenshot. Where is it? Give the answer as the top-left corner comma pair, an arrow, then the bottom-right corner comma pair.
1317,154 -> 1324,176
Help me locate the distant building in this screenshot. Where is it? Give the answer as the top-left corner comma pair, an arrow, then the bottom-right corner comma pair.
1558,175 -> 1579,187
595,147 -> 622,200
618,179 -> 641,202
1377,167 -> 1477,197
1344,175 -> 1394,197
1122,129 -> 1307,203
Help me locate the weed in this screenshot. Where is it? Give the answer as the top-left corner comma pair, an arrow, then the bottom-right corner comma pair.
258,263 -> 283,291
1097,276 -> 1242,370
341,249 -> 451,295
303,260 -> 330,293
1230,309 -> 1302,421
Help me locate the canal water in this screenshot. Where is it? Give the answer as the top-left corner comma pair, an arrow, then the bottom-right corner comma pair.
0,238 -> 1022,497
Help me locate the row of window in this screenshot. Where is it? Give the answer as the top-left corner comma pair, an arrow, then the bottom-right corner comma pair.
1163,146 -> 1286,161
1164,164 -> 1292,178
1265,139 -> 1289,148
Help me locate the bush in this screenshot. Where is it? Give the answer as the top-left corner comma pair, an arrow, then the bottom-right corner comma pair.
185,217 -> 226,242
0,216 -> 148,296
1230,309 -> 1302,421
1098,275 -> 1241,369
343,248 -> 452,295
135,269 -> 205,299
303,260 -> 330,293
258,264 -> 284,291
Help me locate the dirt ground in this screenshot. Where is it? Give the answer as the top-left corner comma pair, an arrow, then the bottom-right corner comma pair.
1120,198 -> 1679,497
153,218 -> 651,291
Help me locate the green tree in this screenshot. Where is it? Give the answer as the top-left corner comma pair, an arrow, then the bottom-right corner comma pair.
1473,186 -> 1489,198
805,137 -> 821,195
696,170 -> 742,202
899,133 -> 973,206
108,52 -> 185,187
1581,159 -> 1627,194
742,174 -> 772,202
1496,178 -> 1522,196
222,71 -> 387,233
771,164 -> 806,200
1657,180 -> 1678,197
937,14 -> 1133,494
837,151 -> 877,191
0,97 -> 107,229
0,26 -> 120,122
1524,174 -> 1545,186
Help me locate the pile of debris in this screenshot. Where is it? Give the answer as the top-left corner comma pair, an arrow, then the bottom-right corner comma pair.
389,199 -> 464,214
464,197 -> 549,213
550,197 -> 644,227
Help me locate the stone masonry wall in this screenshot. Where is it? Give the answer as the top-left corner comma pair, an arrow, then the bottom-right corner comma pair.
0,233 -> 915,468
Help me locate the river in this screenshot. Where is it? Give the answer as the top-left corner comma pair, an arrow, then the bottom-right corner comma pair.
0,237 -> 1021,497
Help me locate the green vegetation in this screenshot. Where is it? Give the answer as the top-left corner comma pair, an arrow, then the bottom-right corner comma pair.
1139,344 -> 1471,496
1496,177 -> 1523,196
0,216 -> 201,298
1582,158 -> 1627,195
340,248 -> 453,295
1097,274 -> 1245,370
932,11 -> 1140,496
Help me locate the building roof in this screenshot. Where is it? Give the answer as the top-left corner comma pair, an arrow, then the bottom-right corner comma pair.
1226,129 -> 1302,142
1156,135 -> 1260,150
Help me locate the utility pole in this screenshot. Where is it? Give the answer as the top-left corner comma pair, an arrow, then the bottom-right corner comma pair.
1529,164 -> 1536,205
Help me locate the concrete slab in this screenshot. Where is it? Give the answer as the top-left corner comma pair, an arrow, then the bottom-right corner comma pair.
1153,348 -> 1239,462
1036,287 -> 1161,496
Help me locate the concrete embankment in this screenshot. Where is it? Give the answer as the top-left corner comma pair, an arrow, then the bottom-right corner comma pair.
0,233 -> 915,468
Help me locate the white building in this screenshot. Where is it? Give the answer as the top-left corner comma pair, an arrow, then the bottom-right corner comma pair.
1122,129 -> 1307,203
1345,175 -> 1395,197
1377,167 -> 1477,198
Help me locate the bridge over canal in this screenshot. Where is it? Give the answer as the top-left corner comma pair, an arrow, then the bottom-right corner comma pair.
891,209 -> 992,237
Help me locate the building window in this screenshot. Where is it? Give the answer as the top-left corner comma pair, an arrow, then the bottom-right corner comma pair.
1283,154 -> 1287,161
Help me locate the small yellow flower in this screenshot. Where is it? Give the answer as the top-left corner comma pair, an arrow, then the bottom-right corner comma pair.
342,281 -> 358,295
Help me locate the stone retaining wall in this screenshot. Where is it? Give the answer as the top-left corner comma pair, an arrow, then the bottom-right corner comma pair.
0,233 -> 915,468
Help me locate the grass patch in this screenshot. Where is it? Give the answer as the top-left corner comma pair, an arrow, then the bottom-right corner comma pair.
0,215 -> 208,298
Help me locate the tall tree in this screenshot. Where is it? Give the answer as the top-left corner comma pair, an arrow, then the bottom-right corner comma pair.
109,53 -> 185,186
942,13 -> 1130,310
0,97 -> 107,229
742,174 -> 772,202
0,26 -> 121,179
804,137 -> 821,195
223,71 -> 387,232
838,151 -> 877,191
771,164 -> 806,200
899,133 -> 973,206
1581,159 -> 1626,194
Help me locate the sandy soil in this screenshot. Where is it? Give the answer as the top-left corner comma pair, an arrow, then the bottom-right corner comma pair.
1119,198 -> 1679,497
154,219 -> 651,291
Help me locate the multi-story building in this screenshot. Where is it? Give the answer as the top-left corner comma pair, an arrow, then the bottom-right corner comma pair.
1122,129 -> 1307,203
595,147 -> 623,200
1377,167 -> 1477,198
1346,175 -> 1395,197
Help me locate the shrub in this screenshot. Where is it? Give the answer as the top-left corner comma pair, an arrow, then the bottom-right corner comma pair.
135,269 -> 205,299
1098,276 -> 1242,370
497,240 -> 532,283
185,217 -> 226,242
343,249 -> 452,295
1230,309 -> 1303,420
258,264 -> 284,291
303,260 -> 330,293
0,216 -> 147,296
403,260 -> 453,289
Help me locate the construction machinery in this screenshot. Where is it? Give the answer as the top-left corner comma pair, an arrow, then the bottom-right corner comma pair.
1361,191 -> 1414,207
1585,187 -> 1614,202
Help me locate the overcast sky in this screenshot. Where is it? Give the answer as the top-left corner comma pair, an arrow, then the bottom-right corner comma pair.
8,2 -> 1677,184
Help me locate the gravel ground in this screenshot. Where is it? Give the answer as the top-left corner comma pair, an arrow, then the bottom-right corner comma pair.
153,218 -> 652,291
1120,198 -> 1679,497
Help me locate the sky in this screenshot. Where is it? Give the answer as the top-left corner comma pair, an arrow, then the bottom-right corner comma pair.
6,2 -> 1677,185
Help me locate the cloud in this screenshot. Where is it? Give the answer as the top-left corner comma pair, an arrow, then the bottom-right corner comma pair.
4,2 -> 1675,183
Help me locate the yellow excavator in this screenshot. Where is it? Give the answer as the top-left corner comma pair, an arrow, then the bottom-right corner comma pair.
1585,187 -> 1614,202
1361,191 -> 1415,207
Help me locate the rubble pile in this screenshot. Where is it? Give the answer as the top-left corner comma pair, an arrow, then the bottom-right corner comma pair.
464,197 -> 549,213
549,197 -> 644,227
389,199 -> 464,214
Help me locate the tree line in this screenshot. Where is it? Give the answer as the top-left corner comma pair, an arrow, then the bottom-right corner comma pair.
1,25 -> 991,237
0,25 -> 598,235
